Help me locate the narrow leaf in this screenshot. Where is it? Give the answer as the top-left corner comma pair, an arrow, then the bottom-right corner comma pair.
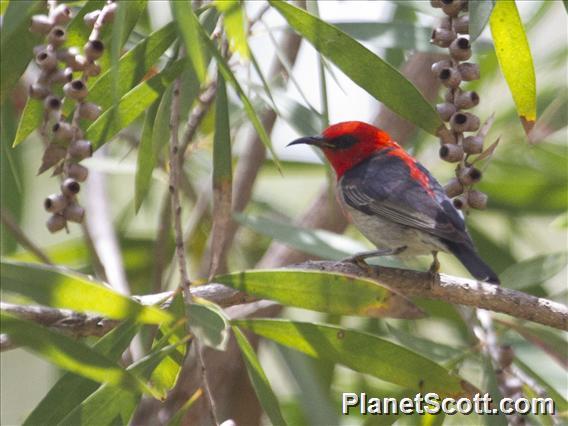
1,260 -> 172,324
170,1 -> 207,82
235,319 -> 478,398
209,72 -> 232,278
1,313 -> 157,396
213,269 -> 424,319
134,101 -> 160,213
215,0 -> 249,59
187,299 -> 229,351
23,321 -> 140,426
167,389 -> 203,426
490,0 -> 537,134
86,57 -> 186,149
500,252 -> 568,290
269,0 -> 442,135
469,0 -> 495,41
233,326 -> 287,426
12,98 -> 43,147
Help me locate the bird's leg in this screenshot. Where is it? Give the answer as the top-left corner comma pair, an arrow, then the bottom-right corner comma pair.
428,251 -> 440,279
342,246 -> 407,273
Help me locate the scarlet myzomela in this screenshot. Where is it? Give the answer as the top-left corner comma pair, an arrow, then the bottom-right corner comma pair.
288,121 -> 499,284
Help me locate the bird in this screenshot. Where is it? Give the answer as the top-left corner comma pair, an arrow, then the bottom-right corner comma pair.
287,121 -> 500,284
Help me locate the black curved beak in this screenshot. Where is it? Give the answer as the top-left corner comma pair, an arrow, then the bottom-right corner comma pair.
287,135 -> 327,148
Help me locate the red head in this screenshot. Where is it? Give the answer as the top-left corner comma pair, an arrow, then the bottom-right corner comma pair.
287,121 -> 399,178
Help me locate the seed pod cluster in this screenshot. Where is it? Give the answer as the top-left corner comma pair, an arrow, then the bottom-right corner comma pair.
430,0 -> 490,212
30,1 -> 115,233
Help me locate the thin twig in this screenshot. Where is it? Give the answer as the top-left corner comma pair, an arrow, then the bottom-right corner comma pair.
197,342 -> 220,426
153,192 -> 172,293
1,207 -> 52,264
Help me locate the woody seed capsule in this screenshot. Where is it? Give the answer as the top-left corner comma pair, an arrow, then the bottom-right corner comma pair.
47,26 -> 67,47
438,67 -> 462,88
84,40 -> 105,61
449,37 -> 472,61
431,28 -> 456,48
44,193 -> 67,213
467,190 -> 488,209
78,102 -> 102,121
51,4 -> 72,25
103,3 -> 118,22
439,144 -> 464,163
430,0 -> 443,8
441,0 -> 465,17
36,49 -> 58,71
84,62 -> 101,77
437,126 -> 457,145
454,90 -> 480,109
457,62 -> 480,81
44,95 -> 61,112
49,67 -> 73,84
450,112 -> 480,132
47,214 -> 66,233
69,140 -> 93,159
61,178 -> 81,197
431,59 -> 452,77
64,80 -> 88,100
63,203 -> 85,223
436,102 -> 457,122
83,10 -> 101,27
463,135 -> 484,154
452,195 -> 468,210
454,15 -> 469,34
30,15 -> 54,34
52,122 -> 73,142
29,82 -> 50,99
458,166 -> 483,185
68,163 -> 89,182
444,178 -> 464,198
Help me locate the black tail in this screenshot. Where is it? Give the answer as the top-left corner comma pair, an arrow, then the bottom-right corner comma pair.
444,241 -> 500,284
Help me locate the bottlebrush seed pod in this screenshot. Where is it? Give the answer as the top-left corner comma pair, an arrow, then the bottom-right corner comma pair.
63,203 -> 85,223
52,122 -> 73,142
47,214 -> 66,233
68,163 -> 89,182
78,102 -> 102,121
84,62 -> 101,77
454,15 -> 469,34
56,47 -> 78,63
61,178 -> 81,197
33,45 -> 47,56
64,80 -> 88,100
29,82 -> 50,99
44,95 -> 61,112
49,67 -> 73,84
449,37 -> 472,61
83,10 -> 101,27
69,140 -> 93,159
452,195 -> 468,210
439,143 -> 464,162
103,3 -> 118,22
444,178 -> 464,198
458,166 -> 483,185
439,16 -> 452,30
463,135 -> 484,154
438,67 -> 462,88
468,190 -> 488,209
431,59 -> 452,77
436,102 -> 457,122
51,4 -> 72,25
36,49 -> 58,71
441,0 -> 465,17
47,26 -> 67,47
30,15 -> 54,34
437,126 -> 457,145
430,0 -> 443,7
431,28 -> 457,48
44,193 -> 67,213
454,90 -> 480,109
84,40 -> 104,61
457,62 -> 480,81
444,90 -> 455,103
450,112 -> 480,132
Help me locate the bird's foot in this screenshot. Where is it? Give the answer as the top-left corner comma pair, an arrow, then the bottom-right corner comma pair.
340,247 -> 407,275
428,251 -> 440,283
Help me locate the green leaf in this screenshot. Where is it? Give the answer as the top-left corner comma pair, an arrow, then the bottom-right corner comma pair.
170,1 -> 207,82
12,98 -> 43,147
269,0 -> 442,135
1,312 -> 157,396
86,57 -> 187,149
187,299 -> 229,350
64,0 -> 105,50
134,101 -> 160,213
235,213 -> 367,260
469,0 -> 495,41
215,0 -> 249,59
59,338 -> 189,426
23,321 -> 140,426
190,10 -> 281,169
0,0 -> 43,103
213,269 -> 422,319
490,0 -> 537,134
167,389 -> 203,426
235,319 -> 478,398
1,260 -> 172,324
233,326 -> 287,426
500,252 -> 568,290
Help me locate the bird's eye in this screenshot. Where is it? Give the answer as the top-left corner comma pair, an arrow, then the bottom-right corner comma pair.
329,134 -> 358,149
